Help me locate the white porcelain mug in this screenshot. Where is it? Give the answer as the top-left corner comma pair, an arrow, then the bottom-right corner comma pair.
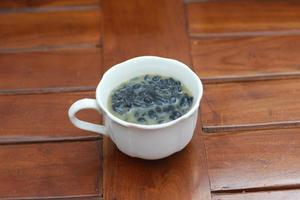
68,56 -> 203,160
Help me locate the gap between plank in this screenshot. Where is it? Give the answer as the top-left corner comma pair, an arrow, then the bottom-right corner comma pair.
0,43 -> 101,54
96,140 -> 103,199
0,4 -> 100,14
211,184 -> 300,194
0,135 -> 102,146
201,72 -> 300,84
2,194 -> 103,200
0,86 -> 97,96
189,29 -> 300,39
203,120 -> 300,133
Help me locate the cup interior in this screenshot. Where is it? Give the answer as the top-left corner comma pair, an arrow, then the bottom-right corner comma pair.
96,56 -> 203,128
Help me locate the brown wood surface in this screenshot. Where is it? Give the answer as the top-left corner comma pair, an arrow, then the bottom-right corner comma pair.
188,0 -> 300,36
102,0 -> 191,69
0,10 -> 101,50
0,92 -> 101,143
205,128 -> 300,191
102,0 -> 211,199
104,119 -> 211,200
0,0 -> 99,9
201,79 -> 300,132
0,140 -> 102,199
212,190 -> 300,200
2,0 -> 300,199
0,48 -> 101,92
191,36 -> 300,82
0,0 -> 104,198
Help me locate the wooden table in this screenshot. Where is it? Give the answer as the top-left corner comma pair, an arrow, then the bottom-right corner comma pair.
1,0 -> 300,199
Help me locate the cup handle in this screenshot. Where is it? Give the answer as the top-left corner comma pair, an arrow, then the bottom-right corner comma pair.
68,98 -> 108,137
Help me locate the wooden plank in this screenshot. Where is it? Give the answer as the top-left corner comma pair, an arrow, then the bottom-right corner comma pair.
0,92 -> 101,143
187,1 -> 300,36
102,0 -> 210,199
0,140 -> 102,199
205,128 -> 300,191
0,10 -> 101,50
212,190 -> 300,200
0,0 -> 99,9
190,35 -> 300,82
102,0 -> 191,69
201,79 -> 300,132
103,119 -> 211,200
0,48 -> 101,92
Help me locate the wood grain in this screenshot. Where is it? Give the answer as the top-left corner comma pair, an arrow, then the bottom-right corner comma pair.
0,48 -> 101,91
0,140 -> 102,199
0,92 -> 101,143
104,119 -> 211,200
102,0 -> 191,69
0,10 -> 101,50
0,0 -> 99,9
190,36 -> 300,82
102,0 -> 210,199
212,190 -> 300,200
201,79 -> 300,132
205,128 -> 300,191
188,0 -> 300,36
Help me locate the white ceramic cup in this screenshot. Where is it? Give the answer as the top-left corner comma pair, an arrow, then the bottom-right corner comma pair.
68,56 -> 203,160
